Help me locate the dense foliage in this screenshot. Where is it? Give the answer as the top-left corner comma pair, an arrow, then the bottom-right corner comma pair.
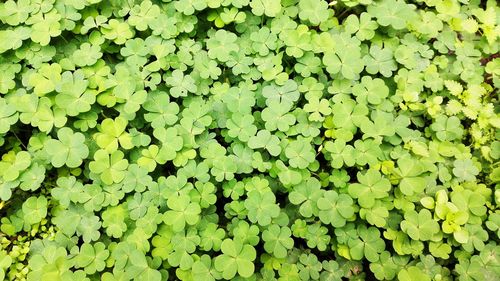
0,0 -> 499,280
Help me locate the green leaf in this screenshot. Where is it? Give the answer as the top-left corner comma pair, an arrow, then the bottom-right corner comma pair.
262,80 -> 300,108
261,101 -> 296,132
323,35 -> 364,79
54,70 -> 95,116
73,242 -> 109,274
285,137 -> 315,169
94,117 -> 133,152
400,209 -> 440,241
317,190 -> 354,228
102,205 -> 128,238
244,190 -> 280,226
249,0 -> 281,17
214,239 -> 256,279
430,115 -> 464,141
164,70 -> 197,98
163,195 -> 201,232
206,29 -> 239,62
395,156 -> 427,196
348,169 -> 391,208
28,63 -> 62,96
89,150 -> 129,185
347,225 -> 386,262
72,43 -> 102,67
45,127 -> 89,168
0,150 -> 31,182
397,266 -> 431,281
298,0 -> 330,25
262,225 -> 294,258
101,19 -> 134,44
22,196 -> 48,225
344,13 -> 378,41
226,113 -> 257,142
452,159 -> 480,182
0,98 -> 18,134
363,45 -> 397,77
289,177 -> 324,218
248,130 -> 281,156
368,0 -> 417,30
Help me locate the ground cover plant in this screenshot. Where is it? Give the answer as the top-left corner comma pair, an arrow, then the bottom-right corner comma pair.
0,0 -> 499,280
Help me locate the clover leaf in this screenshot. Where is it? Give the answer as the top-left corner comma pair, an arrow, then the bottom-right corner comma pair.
45,127 -> 89,168
248,130 -> 281,156
28,63 -> 62,96
22,196 -> 47,225
363,45 -> 397,78
400,209 -> 440,241
262,225 -> 294,258
298,0 -> 330,26
101,19 -> 134,44
244,190 -> 280,226
214,239 -> 256,279
211,156 -> 238,182
323,43 -> 364,80
226,113 -> 257,142
73,242 -> 109,274
250,27 -> 278,56
368,0 -> 417,30
303,98 -> 331,122
346,225 -> 386,262
54,70 -> 95,116
163,194 -> 201,232
348,169 -> 391,208
394,156 -> 427,196
297,253 -> 322,280
164,70 -> 197,98
352,76 -> 389,105
222,87 -> 256,114
344,13 -> 378,41
102,205 -> 128,238
261,101 -> 296,132
143,91 -> 180,128
94,117 -> 133,152
453,159 -> 480,182
27,245 -> 70,280
398,266 -> 431,281
192,255 -> 219,281
72,43 -> 102,67
285,137 -> 315,169
289,177 -> 324,218
89,150 -> 129,185
430,115 -> 464,141
317,190 -> 355,228
250,0 -> 281,17
0,98 -> 18,134
30,10 -> 62,46
206,30 -> 239,62
280,25 -> 312,58
0,0 -> 32,26
262,80 -> 300,108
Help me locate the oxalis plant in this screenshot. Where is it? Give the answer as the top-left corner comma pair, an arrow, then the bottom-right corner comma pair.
0,0 -> 499,280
